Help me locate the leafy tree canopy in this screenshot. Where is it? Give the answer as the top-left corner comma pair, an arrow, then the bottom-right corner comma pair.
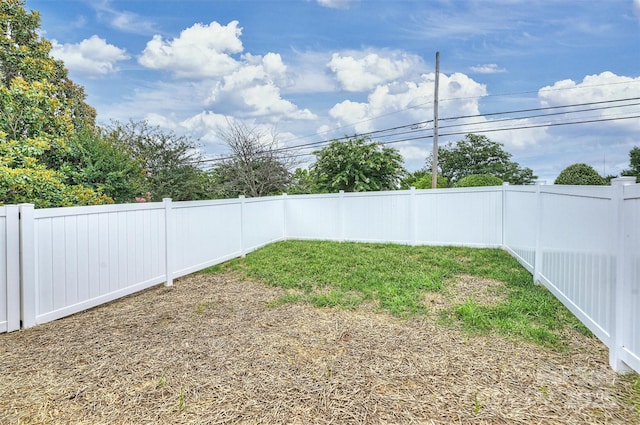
0,0 -> 95,129
454,174 -> 504,188
104,121 -> 212,201
0,0 -> 107,207
437,134 -> 536,185
554,163 -> 606,185
621,146 -> 640,180
311,136 -> 406,192
62,128 -> 148,203
400,168 -> 448,189
287,168 -> 318,194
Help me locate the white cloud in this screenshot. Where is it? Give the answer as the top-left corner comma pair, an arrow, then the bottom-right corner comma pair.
285,50 -> 339,94
396,144 -> 429,162
316,0 -> 355,9
180,112 -> 300,152
91,0 -> 158,35
538,71 -> 640,130
328,72 -> 487,134
633,0 -> 640,22
469,63 -> 506,74
328,51 -> 423,92
206,52 -> 316,120
180,111 -> 232,146
139,21 -> 243,79
50,35 -> 129,77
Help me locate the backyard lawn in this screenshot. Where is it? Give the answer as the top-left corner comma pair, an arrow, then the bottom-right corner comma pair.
1,240 -> 638,424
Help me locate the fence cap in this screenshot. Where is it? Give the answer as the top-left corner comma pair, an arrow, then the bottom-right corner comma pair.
610,176 -> 637,186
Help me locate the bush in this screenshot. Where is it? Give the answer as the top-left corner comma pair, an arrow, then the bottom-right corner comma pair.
401,170 -> 449,189
554,164 -> 606,185
454,174 -> 504,187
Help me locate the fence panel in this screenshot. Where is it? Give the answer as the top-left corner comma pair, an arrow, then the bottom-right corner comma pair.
342,191 -> 413,244
26,203 -> 167,326
171,199 -> 243,279
285,194 -> 342,241
243,197 -> 285,253
621,184 -> 640,372
1,206 -> 19,332
503,186 -> 538,273
536,186 -> 615,344
414,187 -> 503,247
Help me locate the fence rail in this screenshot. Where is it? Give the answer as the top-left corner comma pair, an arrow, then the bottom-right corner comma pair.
2,179 -> 638,374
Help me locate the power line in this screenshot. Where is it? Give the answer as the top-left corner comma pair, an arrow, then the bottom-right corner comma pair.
258,80 -> 640,149
193,96 -> 640,167
197,113 -> 640,168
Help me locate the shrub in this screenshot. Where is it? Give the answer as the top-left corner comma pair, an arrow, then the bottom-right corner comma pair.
454,174 -> 504,188
554,164 -> 606,185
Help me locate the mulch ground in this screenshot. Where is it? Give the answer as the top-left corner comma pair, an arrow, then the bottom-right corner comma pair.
0,272 -> 637,424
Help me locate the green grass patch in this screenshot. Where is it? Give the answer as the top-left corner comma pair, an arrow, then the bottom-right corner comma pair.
202,240 -> 591,349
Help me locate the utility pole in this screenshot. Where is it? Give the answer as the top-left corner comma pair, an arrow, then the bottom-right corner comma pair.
431,51 -> 440,189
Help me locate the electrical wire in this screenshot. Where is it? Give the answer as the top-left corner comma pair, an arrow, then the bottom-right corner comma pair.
194,96 -> 640,166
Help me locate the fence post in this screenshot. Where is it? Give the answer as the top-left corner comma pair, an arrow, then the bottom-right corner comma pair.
533,180 -> 546,285
239,195 -> 246,256
339,190 -> 345,242
18,203 -> 36,328
501,182 -> 509,249
609,177 -> 635,373
163,198 -> 174,287
5,205 -> 20,331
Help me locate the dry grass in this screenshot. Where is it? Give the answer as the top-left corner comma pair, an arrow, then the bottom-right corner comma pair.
0,272 -> 637,424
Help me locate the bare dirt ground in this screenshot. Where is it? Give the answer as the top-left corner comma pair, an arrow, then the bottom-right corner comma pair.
0,272 -> 637,424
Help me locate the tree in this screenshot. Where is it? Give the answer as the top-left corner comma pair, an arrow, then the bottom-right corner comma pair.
437,134 -> 536,185
400,168 -> 448,189
287,168 -> 318,194
622,147 -> 640,180
311,136 -> 406,192
454,174 -> 504,187
0,0 -> 96,130
0,76 -> 110,207
554,163 -> 606,185
213,120 -> 293,198
105,121 -> 211,201
62,128 -> 148,203
0,0 -> 107,207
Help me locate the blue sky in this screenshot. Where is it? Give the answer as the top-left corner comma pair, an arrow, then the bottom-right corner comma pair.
25,0 -> 640,182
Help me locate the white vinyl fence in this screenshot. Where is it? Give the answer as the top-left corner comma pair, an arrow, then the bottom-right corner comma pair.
3,179 -> 639,374
1,206 -> 19,333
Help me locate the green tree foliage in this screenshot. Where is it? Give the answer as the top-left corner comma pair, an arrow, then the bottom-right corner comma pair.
554,163 -> 606,185
63,128 -> 148,203
400,168 -> 448,189
0,77 -> 110,207
105,121 -> 212,201
287,168 -> 318,194
437,134 -> 536,185
0,0 -> 108,207
0,0 -> 95,130
454,174 -> 504,187
622,147 -> 640,180
213,120 -> 292,198
312,136 -> 406,192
